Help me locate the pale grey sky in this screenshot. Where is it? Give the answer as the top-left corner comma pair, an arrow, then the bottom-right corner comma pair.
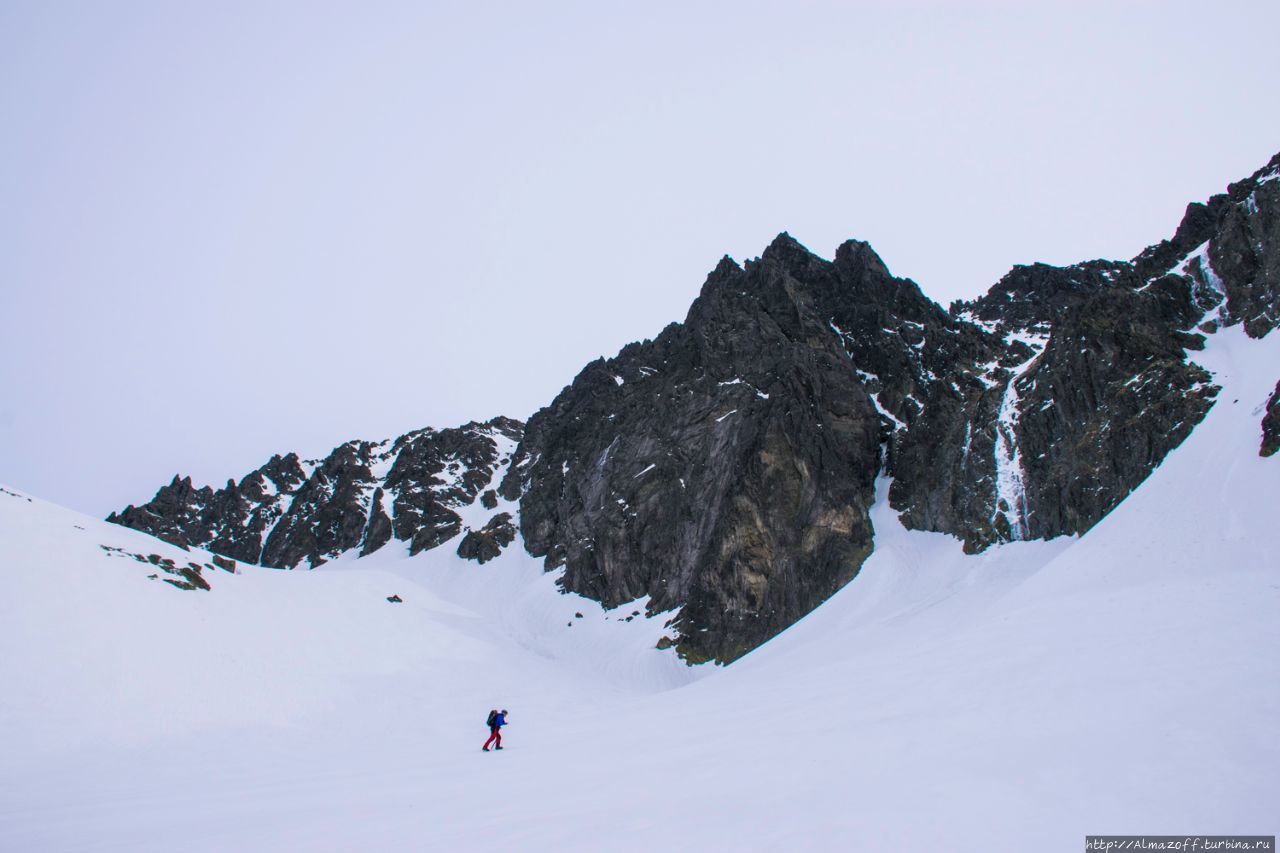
3,0 -> 1278,516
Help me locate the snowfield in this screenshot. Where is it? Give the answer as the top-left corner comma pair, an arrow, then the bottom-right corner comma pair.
1,326 -> 1277,852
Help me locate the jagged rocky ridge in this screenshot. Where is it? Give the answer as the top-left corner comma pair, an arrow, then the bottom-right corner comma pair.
111,151 -> 1280,664
108,418 -> 523,568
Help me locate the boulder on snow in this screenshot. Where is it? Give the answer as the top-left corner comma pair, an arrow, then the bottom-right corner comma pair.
162,565 -> 211,591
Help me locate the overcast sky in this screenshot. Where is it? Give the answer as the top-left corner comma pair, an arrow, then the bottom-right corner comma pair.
3,0 -> 1278,516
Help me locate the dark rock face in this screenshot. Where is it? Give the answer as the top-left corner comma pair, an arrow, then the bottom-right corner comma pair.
110,418 -> 523,568
384,422 -> 521,557
107,453 -> 310,560
504,224 -> 1221,658
505,152 -> 1280,662
1010,282 -> 1217,540
938,150 -> 1280,548
1262,382 -> 1280,458
1208,154 -> 1280,338
106,475 -> 206,552
361,488 -> 393,557
505,235 -> 1010,662
258,443 -> 382,569
943,259 -> 1219,549
111,150 -> 1280,666
457,513 -> 517,564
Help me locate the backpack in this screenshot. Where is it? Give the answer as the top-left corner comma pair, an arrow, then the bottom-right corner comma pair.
486,709 -> 498,728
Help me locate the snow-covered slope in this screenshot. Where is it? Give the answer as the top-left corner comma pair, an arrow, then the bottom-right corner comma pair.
2,326 -> 1277,852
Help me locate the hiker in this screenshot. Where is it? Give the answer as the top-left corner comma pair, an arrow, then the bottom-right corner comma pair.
483,709 -> 508,751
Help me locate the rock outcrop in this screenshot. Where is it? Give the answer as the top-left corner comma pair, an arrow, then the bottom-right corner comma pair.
941,259 -> 1219,549
1262,381 -> 1280,458
457,513 -> 517,564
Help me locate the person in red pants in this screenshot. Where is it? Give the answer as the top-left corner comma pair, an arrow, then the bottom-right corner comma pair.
483,709 -> 508,751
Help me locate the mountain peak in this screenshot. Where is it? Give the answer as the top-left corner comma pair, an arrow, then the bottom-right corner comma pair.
834,239 -> 890,279
759,231 -> 816,265
711,254 -> 742,277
